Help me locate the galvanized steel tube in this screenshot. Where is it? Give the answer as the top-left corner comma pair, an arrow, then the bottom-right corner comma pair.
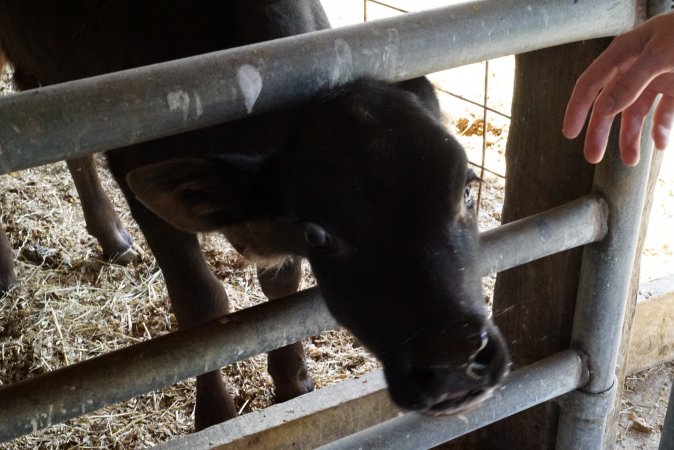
0,0 -> 637,174
0,196 -> 607,442
317,350 -> 589,450
479,195 -> 608,275
648,6 -> 674,450
661,382 -> 674,450
0,288 -> 336,442
557,3 -> 672,446
555,112 -> 655,448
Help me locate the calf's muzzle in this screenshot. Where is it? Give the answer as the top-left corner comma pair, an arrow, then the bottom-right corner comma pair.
382,319 -> 510,414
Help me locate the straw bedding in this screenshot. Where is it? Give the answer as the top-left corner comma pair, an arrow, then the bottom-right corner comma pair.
0,65 -> 506,448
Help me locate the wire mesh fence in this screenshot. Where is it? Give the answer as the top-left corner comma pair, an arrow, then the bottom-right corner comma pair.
359,0 -> 511,226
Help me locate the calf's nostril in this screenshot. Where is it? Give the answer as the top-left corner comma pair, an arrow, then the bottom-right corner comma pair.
466,360 -> 490,380
472,330 -> 489,357
466,331 -> 498,380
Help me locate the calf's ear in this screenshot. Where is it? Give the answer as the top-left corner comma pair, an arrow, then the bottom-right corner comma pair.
126,155 -> 272,232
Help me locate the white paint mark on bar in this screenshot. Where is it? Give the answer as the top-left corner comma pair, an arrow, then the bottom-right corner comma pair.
167,90 -> 191,120
237,65 -> 263,114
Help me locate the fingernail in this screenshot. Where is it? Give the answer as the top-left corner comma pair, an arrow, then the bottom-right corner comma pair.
562,127 -> 579,139
654,124 -> 671,150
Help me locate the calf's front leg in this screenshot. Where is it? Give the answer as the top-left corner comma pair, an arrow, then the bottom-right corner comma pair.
67,156 -> 136,264
108,162 -> 237,430
258,257 -> 314,403
0,226 -> 16,294
0,155 -> 132,295
133,207 -> 236,430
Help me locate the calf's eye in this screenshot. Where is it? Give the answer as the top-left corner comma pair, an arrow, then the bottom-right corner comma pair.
304,222 -> 333,250
464,168 -> 479,209
464,186 -> 474,208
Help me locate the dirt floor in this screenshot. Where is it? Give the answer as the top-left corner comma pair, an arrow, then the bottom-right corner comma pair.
617,362 -> 674,449
0,1 -> 673,449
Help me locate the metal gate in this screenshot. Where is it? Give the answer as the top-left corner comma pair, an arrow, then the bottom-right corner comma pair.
0,1 -> 670,448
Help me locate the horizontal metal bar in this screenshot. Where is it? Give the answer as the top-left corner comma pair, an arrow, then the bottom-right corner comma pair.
479,194 -> 608,275
0,289 -> 337,443
0,0 -> 636,174
157,370 -> 397,450
317,349 -> 589,450
159,350 -> 587,450
0,195 -> 608,442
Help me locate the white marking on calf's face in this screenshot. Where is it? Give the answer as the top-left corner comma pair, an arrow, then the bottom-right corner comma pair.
237,64 -> 263,114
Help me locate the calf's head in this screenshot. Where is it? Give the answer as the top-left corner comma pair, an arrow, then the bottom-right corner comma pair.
127,78 -> 510,414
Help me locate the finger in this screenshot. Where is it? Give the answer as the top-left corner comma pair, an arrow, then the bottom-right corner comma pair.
563,66 -> 617,139
563,38 -> 640,138
619,91 -> 657,166
583,108 -> 617,164
593,51 -> 670,118
652,94 -> 674,150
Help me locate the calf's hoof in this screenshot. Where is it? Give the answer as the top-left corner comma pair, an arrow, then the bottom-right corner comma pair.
105,245 -> 138,266
274,373 -> 315,403
195,371 -> 238,431
98,225 -> 138,265
0,270 -> 17,296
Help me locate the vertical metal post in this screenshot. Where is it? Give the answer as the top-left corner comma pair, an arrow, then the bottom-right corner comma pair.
648,0 -> 674,17
555,115 -> 654,447
557,4 -> 674,446
661,382 -> 674,450
647,3 -> 674,449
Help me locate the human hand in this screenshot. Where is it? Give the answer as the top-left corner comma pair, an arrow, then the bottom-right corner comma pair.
563,11 -> 674,166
